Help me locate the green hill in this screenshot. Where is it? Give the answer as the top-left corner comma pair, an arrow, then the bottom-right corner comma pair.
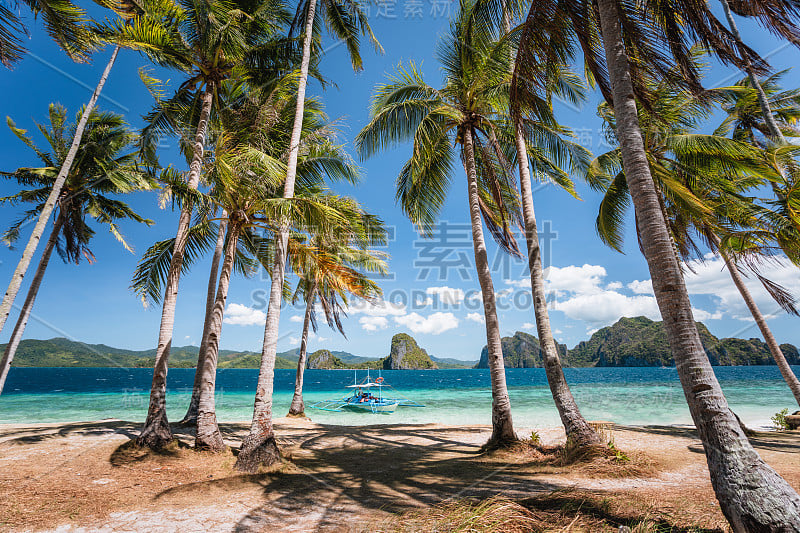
475,331 -> 569,368
568,316 -> 800,367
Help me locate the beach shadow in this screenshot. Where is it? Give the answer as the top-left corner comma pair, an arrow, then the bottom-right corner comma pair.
0,419 -> 139,445
153,422 -> 663,531
618,424 -> 800,454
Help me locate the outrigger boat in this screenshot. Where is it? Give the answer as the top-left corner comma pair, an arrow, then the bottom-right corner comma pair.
309,371 -> 425,414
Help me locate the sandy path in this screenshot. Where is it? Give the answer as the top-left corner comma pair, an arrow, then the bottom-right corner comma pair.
0,419 -> 798,532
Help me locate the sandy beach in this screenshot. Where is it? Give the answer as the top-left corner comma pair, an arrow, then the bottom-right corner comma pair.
0,419 -> 797,532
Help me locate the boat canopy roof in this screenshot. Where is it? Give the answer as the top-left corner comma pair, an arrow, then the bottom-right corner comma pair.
346,383 -> 384,388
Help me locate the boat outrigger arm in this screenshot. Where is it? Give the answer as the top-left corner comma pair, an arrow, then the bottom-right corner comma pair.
309,372 -> 425,414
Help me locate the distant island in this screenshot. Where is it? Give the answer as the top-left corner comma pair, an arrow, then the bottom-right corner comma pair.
4,333 -> 472,369
6,316 -> 798,369
474,316 -> 800,368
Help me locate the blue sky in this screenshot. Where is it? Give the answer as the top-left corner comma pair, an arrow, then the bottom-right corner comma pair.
1,4 -> 800,362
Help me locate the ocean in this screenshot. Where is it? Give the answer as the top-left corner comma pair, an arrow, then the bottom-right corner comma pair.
1,367 -> 796,429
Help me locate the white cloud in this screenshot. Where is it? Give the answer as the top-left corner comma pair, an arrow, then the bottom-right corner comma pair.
426,286 -> 465,305
466,312 -> 485,324
628,279 -> 653,295
348,299 -> 407,317
394,312 -> 459,335
682,256 -> 800,321
359,316 -> 389,332
224,303 -> 266,326
543,264 -> 608,297
496,288 -> 514,298
553,291 -> 661,326
290,315 -> 303,323
522,322 -> 536,330
505,278 -> 531,289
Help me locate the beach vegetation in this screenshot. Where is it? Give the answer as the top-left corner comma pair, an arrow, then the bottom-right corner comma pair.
771,408 -> 790,431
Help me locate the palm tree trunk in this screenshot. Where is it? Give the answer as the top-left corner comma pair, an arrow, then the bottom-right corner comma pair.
234,232 -> 286,472
0,215 -> 63,394
463,126 -> 516,445
596,1 -> 800,529
234,0 -> 317,472
718,0 -> 786,143
716,244 -> 800,406
181,214 -> 228,425
0,45 -> 120,337
288,282 -> 317,417
195,222 -> 240,451
137,86 -> 213,450
514,122 -> 601,447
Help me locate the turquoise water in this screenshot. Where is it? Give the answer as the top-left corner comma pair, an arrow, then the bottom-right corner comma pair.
0,367 -> 796,429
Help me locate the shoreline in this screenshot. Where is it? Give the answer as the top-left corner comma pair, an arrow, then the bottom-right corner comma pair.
1,419 -> 798,531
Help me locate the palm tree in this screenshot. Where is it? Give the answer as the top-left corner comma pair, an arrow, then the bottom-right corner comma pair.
286,226 -> 387,417
180,210 -> 227,425
111,0 -> 293,449
0,104 -> 154,394
356,0 -> 523,446
233,0 -> 381,471
0,0 -> 141,339
191,133 -> 291,451
0,0 -> 94,67
516,0 -> 800,528
589,65 -> 800,408
716,0 -> 800,144
716,71 -> 800,147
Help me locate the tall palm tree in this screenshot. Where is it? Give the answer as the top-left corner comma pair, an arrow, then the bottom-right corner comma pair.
0,0 -> 141,338
589,65 -> 800,408
716,71 -> 800,148
286,226 -> 387,417
0,104 -> 154,394
111,0 -> 293,449
233,0 -> 381,472
0,0 -> 93,67
516,0 -> 800,528
180,210 -> 226,425
191,133 -> 290,451
356,0 -> 523,446
716,0 -> 800,144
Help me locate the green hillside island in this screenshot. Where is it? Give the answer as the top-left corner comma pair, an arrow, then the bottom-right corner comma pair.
8,317 -> 797,369
5,334 -> 472,369
474,316 -> 800,368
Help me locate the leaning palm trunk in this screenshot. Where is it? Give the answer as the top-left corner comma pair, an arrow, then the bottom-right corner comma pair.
181,214 -> 228,425
717,245 -> 800,406
0,215 -> 64,394
463,126 -> 516,445
718,0 -> 786,144
514,123 -> 600,447
195,223 -> 240,451
0,45 -> 120,336
234,0 -> 317,472
137,87 -> 213,449
596,1 -> 800,529
288,283 -> 317,417
235,232 -> 286,471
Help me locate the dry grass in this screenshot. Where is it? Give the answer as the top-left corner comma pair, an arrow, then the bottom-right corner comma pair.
482,436 -> 659,479
372,495 -> 584,533
372,493 -> 723,533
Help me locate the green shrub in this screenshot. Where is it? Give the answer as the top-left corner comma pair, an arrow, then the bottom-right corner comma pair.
772,408 -> 790,431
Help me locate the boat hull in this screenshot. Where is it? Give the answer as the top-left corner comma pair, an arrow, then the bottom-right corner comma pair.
342,400 -> 398,413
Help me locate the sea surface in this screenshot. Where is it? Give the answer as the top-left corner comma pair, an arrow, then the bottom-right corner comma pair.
1,367 -> 797,429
